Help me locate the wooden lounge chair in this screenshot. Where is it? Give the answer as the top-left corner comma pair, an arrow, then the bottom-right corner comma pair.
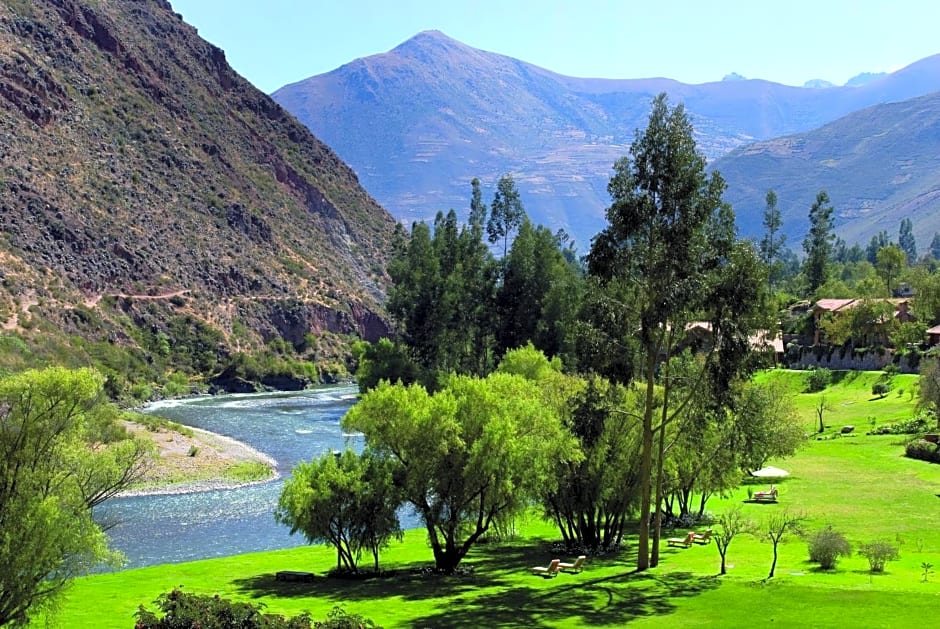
692,529 -> 712,545
753,486 -> 778,502
531,558 -> 561,577
559,555 -> 586,573
667,531 -> 695,548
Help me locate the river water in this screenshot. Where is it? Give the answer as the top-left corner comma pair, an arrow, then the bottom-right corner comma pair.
95,385 -> 366,568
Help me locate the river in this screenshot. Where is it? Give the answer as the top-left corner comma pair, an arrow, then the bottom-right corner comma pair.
95,385 -> 367,568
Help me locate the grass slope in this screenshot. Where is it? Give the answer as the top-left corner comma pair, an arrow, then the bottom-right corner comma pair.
57,370 -> 940,627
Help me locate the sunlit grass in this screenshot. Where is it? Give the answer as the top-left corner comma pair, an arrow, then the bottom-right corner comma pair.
56,370 -> 940,627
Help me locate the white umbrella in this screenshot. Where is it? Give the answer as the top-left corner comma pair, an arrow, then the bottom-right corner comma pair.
750,466 -> 790,477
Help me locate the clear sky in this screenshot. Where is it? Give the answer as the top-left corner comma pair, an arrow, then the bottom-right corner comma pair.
168,0 -> 940,94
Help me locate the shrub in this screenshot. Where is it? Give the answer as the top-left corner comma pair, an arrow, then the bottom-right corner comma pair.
905,439 -> 940,464
872,382 -> 890,398
805,368 -> 831,393
134,588 -> 313,628
869,417 -> 930,435
858,540 -> 900,573
807,525 -> 852,569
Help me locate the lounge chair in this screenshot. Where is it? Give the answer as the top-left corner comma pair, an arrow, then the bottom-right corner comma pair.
667,531 -> 695,548
531,558 -> 561,577
753,486 -> 778,502
559,555 -> 586,573
692,529 -> 712,545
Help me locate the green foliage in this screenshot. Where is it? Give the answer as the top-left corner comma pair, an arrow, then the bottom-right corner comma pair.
804,367 -> 832,393
351,338 -> 418,393
543,374 -> 641,549
875,245 -> 906,293
807,525 -> 852,569
899,218 -> 917,265
587,92 -> 767,570
857,540 -> 900,573
803,191 -> 835,294
276,449 -> 402,573
343,366 -> 579,572
868,417 -> 929,435
134,588 -> 315,628
487,173 -> 525,258
0,367 -> 146,626
904,439 -> 940,463
729,378 -> 804,473
871,382 -> 890,398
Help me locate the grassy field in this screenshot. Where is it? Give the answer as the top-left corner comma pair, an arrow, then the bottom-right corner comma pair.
56,370 -> 940,628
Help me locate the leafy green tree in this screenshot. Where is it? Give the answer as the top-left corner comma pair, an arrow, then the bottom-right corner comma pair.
875,244 -> 906,294
387,205 -> 498,385
0,367 -> 146,626
343,368 -> 578,573
867,230 -> 890,265
276,448 -> 402,573
931,232 -> 940,261
760,189 -> 785,288
899,217 -> 918,264
917,357 -> 940,428
802,191 -> 835,294
587,93 -> 765,570
351,338 -> 418,393
495,218 -> 582,358
543,376 -> 641,549
728,378 -> 803,474
487,174 -> 526,258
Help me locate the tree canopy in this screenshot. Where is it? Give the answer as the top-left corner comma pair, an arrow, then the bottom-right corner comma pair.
343,356 -> 579,573
0,367 -> 146,626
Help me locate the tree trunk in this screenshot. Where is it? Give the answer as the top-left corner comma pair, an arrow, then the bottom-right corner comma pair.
768,544 -> 778,579
651,418 -> 667,567
636,352 -> 657,572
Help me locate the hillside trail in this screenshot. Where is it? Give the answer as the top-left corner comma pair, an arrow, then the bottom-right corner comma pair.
83,289 -> 191,308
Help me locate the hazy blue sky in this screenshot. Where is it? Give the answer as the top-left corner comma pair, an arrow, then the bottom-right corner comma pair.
169,0 -> 940,94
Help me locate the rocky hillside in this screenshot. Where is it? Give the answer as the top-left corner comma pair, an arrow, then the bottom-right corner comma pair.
272,30 -> 940,249
0,0 -> 399,380
715,90 -> 940,249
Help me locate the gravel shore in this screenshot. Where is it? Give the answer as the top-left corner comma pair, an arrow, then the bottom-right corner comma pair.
119,421 -> 280,497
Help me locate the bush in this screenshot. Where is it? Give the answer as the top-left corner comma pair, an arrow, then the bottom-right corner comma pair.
869,417 -> 930,435
807,525 -> 852,569
905,439 -> 940,463
135,590 -> 379,629
858,540 -> 900,573
872,382 -> 890,398
805,368 -> 831,393
135,588 -> 313,628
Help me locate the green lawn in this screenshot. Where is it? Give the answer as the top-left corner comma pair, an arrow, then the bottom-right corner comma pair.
55,370 -> 940,628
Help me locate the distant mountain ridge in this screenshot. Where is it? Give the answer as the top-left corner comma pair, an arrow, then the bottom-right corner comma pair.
0,0 -> 398,372
273,30 -> 940,248
715,89 -> 940,249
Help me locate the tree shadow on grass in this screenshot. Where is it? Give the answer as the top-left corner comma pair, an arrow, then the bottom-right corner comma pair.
231,567 -> 507,603
410,570 -> 721,628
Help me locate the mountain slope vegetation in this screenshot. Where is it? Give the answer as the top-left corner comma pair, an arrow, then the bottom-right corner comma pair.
0,0 -> 398,388
716,90 -> 940,248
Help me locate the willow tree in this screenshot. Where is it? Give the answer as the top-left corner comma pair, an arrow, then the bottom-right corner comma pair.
343,368 -> 578,573
0,367 -> 147,626
587,93 -> 764,571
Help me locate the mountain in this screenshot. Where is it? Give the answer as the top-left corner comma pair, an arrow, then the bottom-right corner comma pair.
0,0 -> 398,377
846,72 -> 887,87
714,89 -> 940,248
272,30 -> 940,249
